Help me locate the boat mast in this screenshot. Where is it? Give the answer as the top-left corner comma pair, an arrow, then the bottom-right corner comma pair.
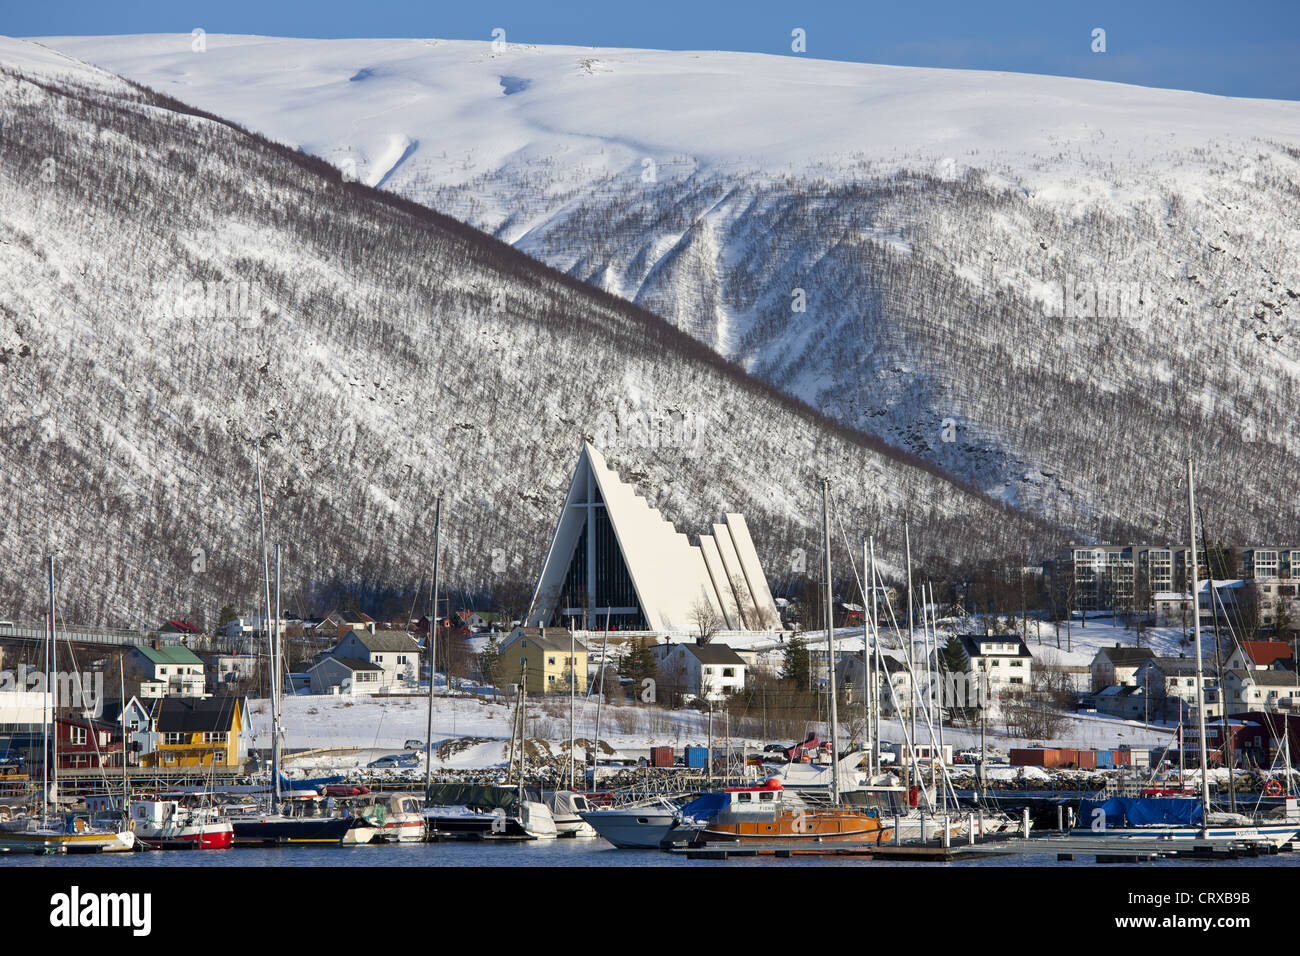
424,496 -> 441,800
869,537 -> 882,779
904,521 -> 915,795
821,478 -> 840,802
274,543 -> 283,807
1199,511 -> 1237,816
569,626 -> 576,790
254,446 -> 277,812
1186,457 -> 1211,830
120,658 -> 128,823
45,556 -> 54,826
863,539 -> 873,778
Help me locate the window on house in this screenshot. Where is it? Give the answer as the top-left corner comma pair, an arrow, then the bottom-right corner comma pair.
70,727 -> 86,745
723,668 -> 735,677
548,657 -> 556,666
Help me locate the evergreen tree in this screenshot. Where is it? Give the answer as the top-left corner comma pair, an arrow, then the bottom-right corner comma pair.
217,603 -> 239,627
782,634 -> 810,688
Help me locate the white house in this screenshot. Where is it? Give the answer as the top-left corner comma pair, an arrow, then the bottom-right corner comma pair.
650,641 -> 747,701
306,656 -> 384,696
328,630 -> 421,692
1153,591 -> 1193,627
1223,669 -> 1300,713
129,645 -> 207,698
957,634 -> 1033,710
1133,656 -> 1220,720
1089,644 -> 1156,691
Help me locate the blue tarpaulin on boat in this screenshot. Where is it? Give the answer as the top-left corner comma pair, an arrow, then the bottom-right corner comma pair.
1079,797 -> 1202,828
680,792 -> 729,820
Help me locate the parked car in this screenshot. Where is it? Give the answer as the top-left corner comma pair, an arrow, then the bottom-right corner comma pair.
403,739 -> 424,750
368,753 -> 420,769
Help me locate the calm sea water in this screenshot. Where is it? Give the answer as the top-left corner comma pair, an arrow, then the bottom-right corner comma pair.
4,839 -> 1300,867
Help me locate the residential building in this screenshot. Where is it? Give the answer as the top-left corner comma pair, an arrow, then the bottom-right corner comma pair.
651,640 -> 747,701
329,630 -> 421,692
203,653 -> 258,688
1133,656 -> 1222,721
1090,644 -> 1156,691
1153,591 -> 1193,627
1225,640 -> 1294,672
501,627 -> 589,695
128,645 -> 207,698
54,716 -> 125,770
306,656 -> 385,696
1223,669 -> 1300,714
139,696 -> 249,769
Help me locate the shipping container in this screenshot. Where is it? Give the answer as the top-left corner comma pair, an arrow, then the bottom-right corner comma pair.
650,746 -> 674,768
1113,749 -> 1132,766
1096,750 -> 1115,768
1076,749 -> 1098,770
685,746 -> 708,769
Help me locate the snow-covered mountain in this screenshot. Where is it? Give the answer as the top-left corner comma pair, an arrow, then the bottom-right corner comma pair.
0,39 -> 1051,627
38,34 -> 1300,544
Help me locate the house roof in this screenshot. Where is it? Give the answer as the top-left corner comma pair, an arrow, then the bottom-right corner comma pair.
957,635 -> 1032,659
1094,646 -> 1156,667
678,642 -> 746,666
161,619 -> 203,633
342,630 -> 420,653
134,645 -> 204,666
1146,657 -> 1200,677
152,696 -> 245,733
1229,668 -> 1300,688
1240,641 -> 1293,667
504,627 -> 588,654
310,656 -> 383,673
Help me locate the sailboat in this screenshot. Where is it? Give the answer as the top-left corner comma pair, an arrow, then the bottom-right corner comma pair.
226,449 -> 366,847
1072,458 -> 1300,848
675,480 -> 891,849
0,558 -> 135,854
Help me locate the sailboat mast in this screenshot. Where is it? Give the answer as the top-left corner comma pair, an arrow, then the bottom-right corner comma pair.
821,479 -> 840,802
863,539 -> 873,778
904,521 -> 915,794
274,543 -> 282,805
869,537 -> 882,779
424,496 -> 441,798
45,556 -> 54,825
254,446 -> 277,811
1186,457 -> 1211,828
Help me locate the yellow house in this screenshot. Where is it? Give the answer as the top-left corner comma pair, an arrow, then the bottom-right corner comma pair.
502,628 -> 588,695
141,696 -> 249,769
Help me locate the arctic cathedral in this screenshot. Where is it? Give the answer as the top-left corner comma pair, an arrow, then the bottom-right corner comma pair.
526,443 -> 782,634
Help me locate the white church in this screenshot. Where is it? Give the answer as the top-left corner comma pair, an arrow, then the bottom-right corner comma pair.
526,443 -> 783,636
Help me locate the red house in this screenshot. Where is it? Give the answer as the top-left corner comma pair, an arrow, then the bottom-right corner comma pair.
54,716 -> 125,770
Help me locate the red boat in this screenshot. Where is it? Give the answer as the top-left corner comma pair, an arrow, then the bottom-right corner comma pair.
130,799 -> 233,850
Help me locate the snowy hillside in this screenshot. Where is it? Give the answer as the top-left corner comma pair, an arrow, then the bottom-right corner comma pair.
0,41 -> 1052,627
38,34 -> 1300,542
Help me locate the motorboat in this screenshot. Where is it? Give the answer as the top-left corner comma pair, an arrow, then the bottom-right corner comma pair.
579,799 -> 682,849
423,783 -> 557,840
536,790 -> 597,838
129,799 -> 233,850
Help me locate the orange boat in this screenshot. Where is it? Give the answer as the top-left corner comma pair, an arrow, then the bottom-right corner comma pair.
681,778 -> 891,846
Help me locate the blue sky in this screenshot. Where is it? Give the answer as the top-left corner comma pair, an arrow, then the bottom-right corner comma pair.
11,0 -> 1300,100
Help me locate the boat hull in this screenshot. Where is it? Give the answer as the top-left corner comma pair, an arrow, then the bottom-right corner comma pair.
230,816 -> 357,846
579,809 -> 679,849
136,823 -> 233,850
